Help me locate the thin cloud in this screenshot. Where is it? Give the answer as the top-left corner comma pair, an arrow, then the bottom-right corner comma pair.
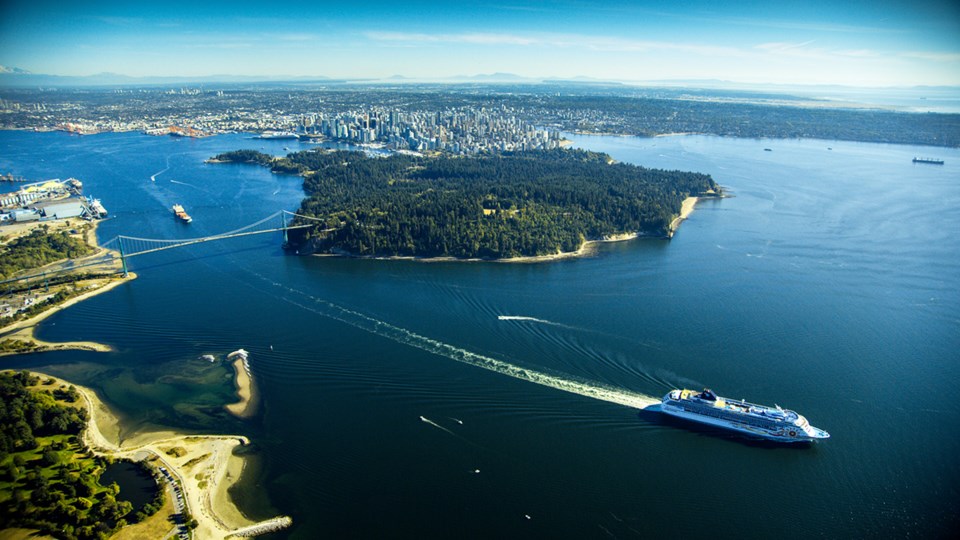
756,41 -> 960,64
366,31 -> 538,46
95,16 -> 145,27
275,33 -> 323,42
899,51 -> 960,62
716,16 -> 902,35
366,31 -> 743,56
755,41 -> 817,54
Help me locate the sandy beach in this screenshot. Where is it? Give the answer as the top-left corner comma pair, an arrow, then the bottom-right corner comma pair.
667,196 -> 699,237
29,372 -> 262,539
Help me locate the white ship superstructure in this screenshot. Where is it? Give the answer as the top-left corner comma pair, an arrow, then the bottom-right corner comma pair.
661,388 -> 829,443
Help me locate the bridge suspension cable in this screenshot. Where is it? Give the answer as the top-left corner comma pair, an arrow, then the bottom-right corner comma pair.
4,211 -> 318,285
103,211 -> 312,260
282,210 -> 330,222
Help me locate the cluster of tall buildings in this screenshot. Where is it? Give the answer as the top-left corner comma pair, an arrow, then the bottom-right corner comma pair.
299,107 -> 566,154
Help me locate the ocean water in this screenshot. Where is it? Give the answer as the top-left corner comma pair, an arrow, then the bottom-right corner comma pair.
2,131 -> 958,538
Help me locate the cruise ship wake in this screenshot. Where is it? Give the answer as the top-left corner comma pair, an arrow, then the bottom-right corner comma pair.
251,274 -> 661,411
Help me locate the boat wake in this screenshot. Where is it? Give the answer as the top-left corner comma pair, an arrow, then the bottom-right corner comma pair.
150,166 -> 169,182
249,275 -> 660,411
150,155 -> 173,182
419,416 -> 481,447
169,179 -> 199,189
497,315 -> 574,329
420,416 -> 456,436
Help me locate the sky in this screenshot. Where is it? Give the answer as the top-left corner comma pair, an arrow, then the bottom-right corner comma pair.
1,0 -> 958,87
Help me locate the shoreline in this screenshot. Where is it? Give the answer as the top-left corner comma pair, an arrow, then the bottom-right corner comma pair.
307,196 -> 706,264
22,370 -> 259,539
1,220 -> 132,357
0,274 -> 135,357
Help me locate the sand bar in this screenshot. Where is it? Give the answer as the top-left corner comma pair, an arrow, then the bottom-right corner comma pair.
225,356 -> 258,418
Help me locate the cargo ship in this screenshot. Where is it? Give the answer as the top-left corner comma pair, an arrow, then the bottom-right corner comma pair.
661,388 -> 829,443
172,204 -> 192,223
912,157 -> 944,165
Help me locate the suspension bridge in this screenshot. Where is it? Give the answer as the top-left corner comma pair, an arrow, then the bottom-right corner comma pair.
101,210 -> 325,275
1,210 -> 325,290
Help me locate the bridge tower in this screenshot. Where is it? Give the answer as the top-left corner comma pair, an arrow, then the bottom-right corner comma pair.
280,212 -> 288,245
118,237 -> 128,276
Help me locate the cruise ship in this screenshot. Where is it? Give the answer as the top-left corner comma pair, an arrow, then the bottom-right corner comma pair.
661,388 -> 829,443
256,131 -> 300,140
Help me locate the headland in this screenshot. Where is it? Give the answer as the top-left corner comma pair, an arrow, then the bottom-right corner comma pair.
1,219 -> 130,357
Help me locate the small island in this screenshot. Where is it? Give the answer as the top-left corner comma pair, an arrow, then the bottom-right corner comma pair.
212,148 -> 721,260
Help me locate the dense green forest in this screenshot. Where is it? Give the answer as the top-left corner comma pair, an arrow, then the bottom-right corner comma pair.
0,226 -> 93,279
0,371 -> 162,540
218,148 -> 718,258
212,149 -> 307,174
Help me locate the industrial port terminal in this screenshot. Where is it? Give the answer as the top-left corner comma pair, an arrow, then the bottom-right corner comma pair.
0,178 -> 107,224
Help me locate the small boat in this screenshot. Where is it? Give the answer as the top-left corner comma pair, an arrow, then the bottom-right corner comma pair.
172,204 -> 192,223
661,388 -> 829,443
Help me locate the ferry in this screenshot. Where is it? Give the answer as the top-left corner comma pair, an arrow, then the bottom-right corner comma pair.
172,204 -> 192,223
661,388 -> 829,443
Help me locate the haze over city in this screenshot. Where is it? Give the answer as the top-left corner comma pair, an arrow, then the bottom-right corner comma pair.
1,0 -> 959,87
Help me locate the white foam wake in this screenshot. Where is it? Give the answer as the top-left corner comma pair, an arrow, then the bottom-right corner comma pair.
497,315 -> 577,330
248,275 -> 661,411
317,301 -> 660,410
420,416 -> 456,436
150,167 -> 168,182
498,315 -> 551,323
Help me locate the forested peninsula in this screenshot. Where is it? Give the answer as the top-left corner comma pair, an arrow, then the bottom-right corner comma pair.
212,149 -> 720,259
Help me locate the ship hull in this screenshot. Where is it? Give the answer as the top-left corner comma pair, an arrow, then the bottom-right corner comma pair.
660,404 -> 817,443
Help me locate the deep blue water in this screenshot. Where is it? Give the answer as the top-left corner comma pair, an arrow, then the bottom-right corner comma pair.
2,131 -> 959,538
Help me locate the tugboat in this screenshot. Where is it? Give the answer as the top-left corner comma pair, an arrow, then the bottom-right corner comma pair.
172,204 -> 192,223
661,388 -> 829,443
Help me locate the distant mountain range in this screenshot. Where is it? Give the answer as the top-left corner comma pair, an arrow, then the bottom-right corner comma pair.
1,66 -> 957,105
0,67 -> 337,87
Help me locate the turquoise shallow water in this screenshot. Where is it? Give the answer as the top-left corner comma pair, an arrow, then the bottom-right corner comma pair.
3,131 -> 959,538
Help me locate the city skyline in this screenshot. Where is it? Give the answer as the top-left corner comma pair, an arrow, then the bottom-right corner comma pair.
1,0 -> 959,87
